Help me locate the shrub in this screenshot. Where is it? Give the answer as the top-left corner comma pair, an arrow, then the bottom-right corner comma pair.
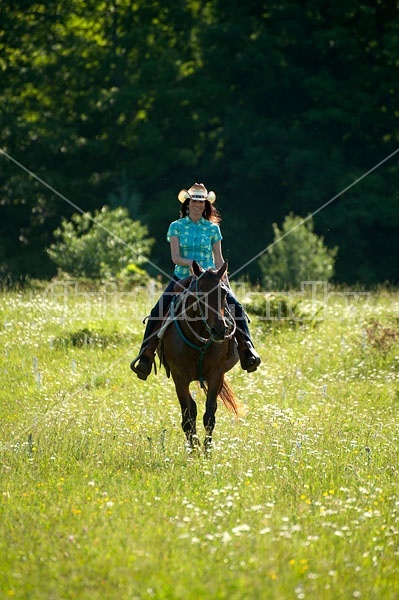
364,318 -> 399,352
242,292 -> 324,327
52,327 -> 123,349
258,213 -> 337,289
47,206 -> 154,281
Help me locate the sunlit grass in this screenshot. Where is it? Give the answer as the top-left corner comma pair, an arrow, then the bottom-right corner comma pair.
0,283 -> 398,599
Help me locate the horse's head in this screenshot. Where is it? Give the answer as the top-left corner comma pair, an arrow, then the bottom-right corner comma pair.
191,260 -> 229,342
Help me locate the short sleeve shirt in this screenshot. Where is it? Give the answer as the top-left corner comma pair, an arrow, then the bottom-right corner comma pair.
166,216 -> 223,278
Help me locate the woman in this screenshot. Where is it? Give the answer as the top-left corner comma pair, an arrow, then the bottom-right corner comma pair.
130,183 -> 261,380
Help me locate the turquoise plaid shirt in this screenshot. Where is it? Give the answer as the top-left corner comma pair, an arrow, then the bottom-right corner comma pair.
166,216 -> 223,278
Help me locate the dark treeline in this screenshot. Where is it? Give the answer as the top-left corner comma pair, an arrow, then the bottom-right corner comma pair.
1,0 -> 398,284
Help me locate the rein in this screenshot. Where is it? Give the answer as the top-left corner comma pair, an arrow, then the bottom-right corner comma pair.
173,312 -> 213,389
171,273 -> 236,388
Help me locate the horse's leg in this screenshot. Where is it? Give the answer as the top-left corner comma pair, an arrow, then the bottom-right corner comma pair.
174,381 -> 199,450
203,378 -> 222,451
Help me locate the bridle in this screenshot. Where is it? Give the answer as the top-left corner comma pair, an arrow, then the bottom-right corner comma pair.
181,272 -> 236,344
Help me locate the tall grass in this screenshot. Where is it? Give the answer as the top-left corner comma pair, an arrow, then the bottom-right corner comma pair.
0,282 -> 398,599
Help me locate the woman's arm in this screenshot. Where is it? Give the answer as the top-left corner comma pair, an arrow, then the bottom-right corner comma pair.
213,240 -> 230,283
212,240 -> 225,270
170,236 -> 193,270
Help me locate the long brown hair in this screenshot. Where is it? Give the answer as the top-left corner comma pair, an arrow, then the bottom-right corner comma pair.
180,199 -> 221,224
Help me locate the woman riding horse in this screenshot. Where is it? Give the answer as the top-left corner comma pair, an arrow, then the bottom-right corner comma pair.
130,182 -> 261,380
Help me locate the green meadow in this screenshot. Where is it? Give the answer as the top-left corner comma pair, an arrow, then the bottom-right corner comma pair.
0,282 -> 398,600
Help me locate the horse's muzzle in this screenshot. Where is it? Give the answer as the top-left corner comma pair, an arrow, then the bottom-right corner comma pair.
210,325 -> 227,342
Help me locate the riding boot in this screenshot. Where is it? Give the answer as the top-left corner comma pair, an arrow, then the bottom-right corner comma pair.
130,318 -> 162,381
235,329 -> 261,373
227,292 -> 261,373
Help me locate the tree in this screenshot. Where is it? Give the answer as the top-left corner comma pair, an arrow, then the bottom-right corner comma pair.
258,214 -> 337,289
1,0 -> 399,284
46,206 -> 154,281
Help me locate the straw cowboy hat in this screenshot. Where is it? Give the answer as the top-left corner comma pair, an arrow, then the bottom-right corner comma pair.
178,183 -> 216,204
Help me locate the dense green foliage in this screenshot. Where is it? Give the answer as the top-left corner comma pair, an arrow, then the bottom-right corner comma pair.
47,206 -> 154,281
1,286 -> 399,598
259,214 -> 337,288
1,0 -> 399,284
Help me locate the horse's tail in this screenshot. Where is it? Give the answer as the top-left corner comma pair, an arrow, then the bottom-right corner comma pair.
203,378 -> 239,415
218,376 -> 240,417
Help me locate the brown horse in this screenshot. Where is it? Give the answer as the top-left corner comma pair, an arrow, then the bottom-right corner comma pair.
158,260 -> 239,451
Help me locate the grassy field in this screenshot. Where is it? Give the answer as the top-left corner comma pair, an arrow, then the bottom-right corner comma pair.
0,281 -> 398,599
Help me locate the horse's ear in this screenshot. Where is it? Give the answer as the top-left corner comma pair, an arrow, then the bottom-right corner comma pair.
217,261 -> 228,279
192,260 -> 203,277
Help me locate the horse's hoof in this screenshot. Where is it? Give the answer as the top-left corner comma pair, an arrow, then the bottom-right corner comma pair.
204,436 -> 213,454
192,434 -> 201,448
185,441 -> 194,454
